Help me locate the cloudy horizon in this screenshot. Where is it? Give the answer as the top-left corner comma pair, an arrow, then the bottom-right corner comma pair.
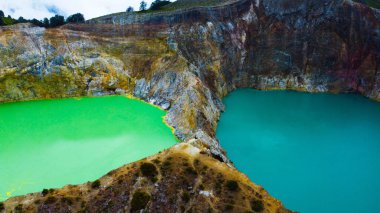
0,0 -> 155,20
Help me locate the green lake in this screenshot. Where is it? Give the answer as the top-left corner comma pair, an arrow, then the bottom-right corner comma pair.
217,89 -> 380,213
0,96 -> 177,201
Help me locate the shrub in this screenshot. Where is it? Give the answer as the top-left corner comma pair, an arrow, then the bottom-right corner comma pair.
211,153 -> 224,162
49,15 -> 65,27
0,202 -> 4,211
150,0 -> 171,10
251,199 -> 264,212
140,162 -> 158,178
152,159 -> 161,164
66,13 -> 85,23
131,191 -> 151,212
61,197 -> 73,205
225,204 -> 234,211
44,196 -> 57,205
43,18 -> 49,27
199,184 -> 205,190
14,204 -> 22,213
42,188 -> 49,196
182,192 -> 190,203
126,7 -> 134,13
151,176 -> 158,183
91,180 -> 101,189
225,180 -> 239,191
30,18 -> 44,27
185,166 -> 197,175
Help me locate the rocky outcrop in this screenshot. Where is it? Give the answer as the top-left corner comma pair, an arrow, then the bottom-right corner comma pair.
0,0 -> 379,211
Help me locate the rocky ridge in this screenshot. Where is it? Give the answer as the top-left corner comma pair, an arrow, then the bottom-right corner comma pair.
2,143 -> 290,213
0,0 -> 379,212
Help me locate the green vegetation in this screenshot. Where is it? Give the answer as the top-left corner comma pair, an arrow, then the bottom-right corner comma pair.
136,0 -> 231,13
49,15 -> 65,27
225,180 -> 239,191
1,16 -> 17,26
91,180 -> 101,189
225,204 -> 234,211
14,204 -> 22,213
0,202 -> 4,211
44,196 -> 57,205
0,10 -> 85,27
136,0 -> 172,13
140,162 -> 158,178
185,166 -> 197,175
131,191 -> 151,212
61,197 -> 74,205
150,0 -> 172,10
66,13 -> 85,23
41,188 -> 55,197
251,199 -> 264,212
126,6 -> 134,13
163,0 -> 231,10
140,1 -> 148,11
42,189 -> 49,196
182,191 -> 190,203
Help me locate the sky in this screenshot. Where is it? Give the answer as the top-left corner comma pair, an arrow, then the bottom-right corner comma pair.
0,0 -> 155,20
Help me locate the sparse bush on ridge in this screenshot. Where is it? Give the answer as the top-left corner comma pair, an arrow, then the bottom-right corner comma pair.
251,199 -> 264,212
91,180 -> 101,189
42,188 -> 49,196
14,204 -> 22,213
225,180 -> 239,191
131,191 -> 151,212
140,162 -> 158,178
182,191 -> 190,203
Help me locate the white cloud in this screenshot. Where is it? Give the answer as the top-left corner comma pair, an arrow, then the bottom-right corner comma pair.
0,0 -> 155,20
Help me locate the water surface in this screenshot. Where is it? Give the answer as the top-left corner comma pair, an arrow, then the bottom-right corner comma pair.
217,89 -> 380,213
0,96 -> 176,201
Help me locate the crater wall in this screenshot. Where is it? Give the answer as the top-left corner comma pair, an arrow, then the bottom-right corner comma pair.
0,0 -> 379,211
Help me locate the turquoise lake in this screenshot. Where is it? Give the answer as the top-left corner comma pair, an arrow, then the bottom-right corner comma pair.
217,89 -> 380,213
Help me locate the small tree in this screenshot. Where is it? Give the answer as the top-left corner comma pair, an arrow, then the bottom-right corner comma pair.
140,1 -> 147,11
43,18 -> 49,28
30,19 -> 44,27
0,11 -> 4,26
18,16 -> 27,23
131,191 -> 151,212
49,15 -> 65,27
126,6 -> 134,13
150,0 -> 171,10
66,13 -> 85,23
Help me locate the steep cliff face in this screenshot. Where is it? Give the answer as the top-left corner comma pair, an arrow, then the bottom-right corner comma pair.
90,0 -> 380,153
0,0 -> 379,211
